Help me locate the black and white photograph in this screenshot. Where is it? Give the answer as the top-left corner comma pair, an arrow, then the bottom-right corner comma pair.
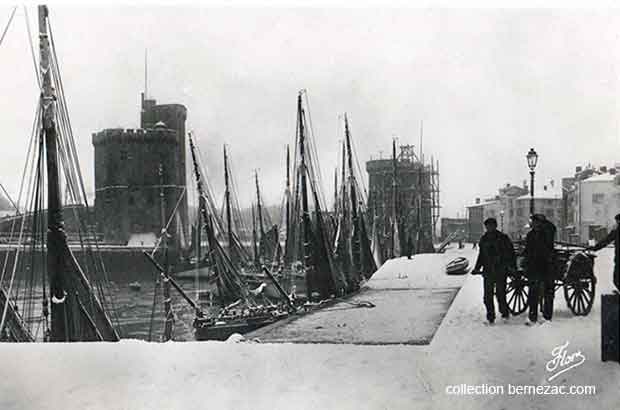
0,1 -> 619,409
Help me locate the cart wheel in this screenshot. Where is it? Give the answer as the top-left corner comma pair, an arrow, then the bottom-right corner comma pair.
506,274 -> 528,315
563,277 -> 596,316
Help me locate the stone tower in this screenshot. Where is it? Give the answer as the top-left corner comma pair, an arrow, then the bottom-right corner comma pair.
92,94 -> 188,248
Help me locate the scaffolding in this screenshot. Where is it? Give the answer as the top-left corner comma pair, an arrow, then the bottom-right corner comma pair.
366,142 -> 440,257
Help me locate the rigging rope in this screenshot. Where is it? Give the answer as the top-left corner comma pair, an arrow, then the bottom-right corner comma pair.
23,6 -> 40,88
48,19 -> 121,329
0,101 -> 39,284
150,187 -> 187,258
0,6 -> 16,49
0,118 -> 41,335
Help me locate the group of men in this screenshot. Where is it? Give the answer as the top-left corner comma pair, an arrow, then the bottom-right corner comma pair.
472,212 -> 620,326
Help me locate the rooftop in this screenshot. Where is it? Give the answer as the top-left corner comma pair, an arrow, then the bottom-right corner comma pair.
467,199 -> 498,208
516,186 -> 562,200
582,172 -> 618,183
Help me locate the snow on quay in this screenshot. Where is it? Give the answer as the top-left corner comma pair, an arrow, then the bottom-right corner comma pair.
1,246 -> 619,410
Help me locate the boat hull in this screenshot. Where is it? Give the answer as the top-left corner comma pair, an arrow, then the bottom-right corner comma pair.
193,313 -> 288,341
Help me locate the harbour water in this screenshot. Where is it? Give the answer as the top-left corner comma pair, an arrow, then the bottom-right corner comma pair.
111,277 -> 220,341
9,276 -> 220,342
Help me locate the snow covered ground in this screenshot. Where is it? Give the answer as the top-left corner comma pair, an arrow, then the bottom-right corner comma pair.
249,251 -> 468,345
1,245 -> 618,410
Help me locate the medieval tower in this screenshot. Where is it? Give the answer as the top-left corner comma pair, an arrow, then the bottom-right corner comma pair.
93,93 -> 188,249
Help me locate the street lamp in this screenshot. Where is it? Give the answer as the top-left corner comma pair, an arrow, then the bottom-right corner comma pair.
500,209 -> 505,232
526,148 -> 538,215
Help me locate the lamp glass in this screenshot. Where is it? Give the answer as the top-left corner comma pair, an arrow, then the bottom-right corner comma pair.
526,148 -> 538,171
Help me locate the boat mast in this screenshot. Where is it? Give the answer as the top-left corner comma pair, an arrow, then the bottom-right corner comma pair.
251,203 -> 259,267
345,114 -> 360,276
223,145 -> 234,261
39,4 -> 67,342
333,167 -> 338,215
285,144 -> 291,252
298,92 -> 314,297
340,140 -> 346,224
255,170 -> 265,238
159,163 -> 173,341
187,133 -> 216,313
391,139 -> 398,258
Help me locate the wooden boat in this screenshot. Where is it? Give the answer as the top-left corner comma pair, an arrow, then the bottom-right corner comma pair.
194,303 -> 290,341
446,256 -> 470,275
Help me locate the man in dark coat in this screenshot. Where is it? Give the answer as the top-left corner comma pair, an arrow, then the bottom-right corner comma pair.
472,217 -> 516,324
523,214 -> 555,325
586,213 -> 620,292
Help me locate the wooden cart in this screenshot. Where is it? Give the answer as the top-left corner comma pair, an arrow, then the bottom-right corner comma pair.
506,242 -> 597,316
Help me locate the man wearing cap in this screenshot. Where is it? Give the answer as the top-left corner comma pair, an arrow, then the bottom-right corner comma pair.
586,213 -> 620,292
472,217 -> 516,324
523,214 -> 556,325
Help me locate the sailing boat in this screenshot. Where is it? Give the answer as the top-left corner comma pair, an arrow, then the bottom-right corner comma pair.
222,145 -> 253,268
187,134 -> 291,341
286,90 -> 346,299
254,171 -> 280,268
1,5 -> 119,342
333,114 -> 377,289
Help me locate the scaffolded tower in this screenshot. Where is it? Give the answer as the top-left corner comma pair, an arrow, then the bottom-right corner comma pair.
366,143 -> 440,259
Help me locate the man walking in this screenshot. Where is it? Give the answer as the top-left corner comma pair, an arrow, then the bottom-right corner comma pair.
586,213 -> 620,292
523,214 -> 555,325
472,218 -> 516,324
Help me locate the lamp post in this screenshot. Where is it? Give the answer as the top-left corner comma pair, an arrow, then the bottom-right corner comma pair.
526,148 -> 538,216
500,209 -> 505,232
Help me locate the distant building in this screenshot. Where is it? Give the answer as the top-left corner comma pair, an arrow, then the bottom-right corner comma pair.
92,94 -> 188,248
466,197 -> 499,242
467,182 -> 528,241
440,217 -> 468,240
513,183 -> 563,239
569,166 -> 620,244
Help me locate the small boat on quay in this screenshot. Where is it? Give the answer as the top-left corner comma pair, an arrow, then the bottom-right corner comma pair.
446,257 -> 470,275
129,281 -> 142,291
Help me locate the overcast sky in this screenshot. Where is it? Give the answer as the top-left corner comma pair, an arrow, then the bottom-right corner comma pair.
1,5 -> 620,218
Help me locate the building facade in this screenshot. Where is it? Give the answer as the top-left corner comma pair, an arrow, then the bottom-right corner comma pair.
512,184 -> 563,239
572,169 -> 620,243
467,182 -> 528,242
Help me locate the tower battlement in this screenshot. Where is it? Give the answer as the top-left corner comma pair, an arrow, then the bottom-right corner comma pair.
92,127 -> 178,146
